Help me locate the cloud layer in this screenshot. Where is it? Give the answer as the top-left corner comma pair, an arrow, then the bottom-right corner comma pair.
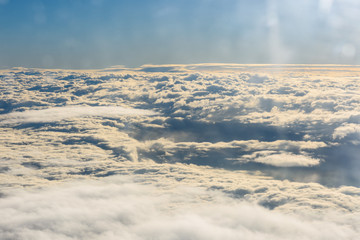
0,106 -> 156,124
1,176 -> 359,240
1,64 -> 360,239
1,64 -> 360,187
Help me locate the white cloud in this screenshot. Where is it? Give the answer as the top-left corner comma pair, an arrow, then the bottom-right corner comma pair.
1,65 -> 360,187
1,65 -> 360,239
333,123 -> 360,139
251,151 -> 321,167
0,176 -> 358,240
0,106 -> 157,124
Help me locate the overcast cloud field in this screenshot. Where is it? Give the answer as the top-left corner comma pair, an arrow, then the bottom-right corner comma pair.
1,64 -> 360,239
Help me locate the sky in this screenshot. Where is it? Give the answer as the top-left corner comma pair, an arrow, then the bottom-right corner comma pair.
0,0 -> 360,69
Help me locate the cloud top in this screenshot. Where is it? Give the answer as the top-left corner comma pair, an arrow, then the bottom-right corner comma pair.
1,65 -> 360,239
1,176 -> 359,240
0,106 -> 157,124
252,152 -> 321,167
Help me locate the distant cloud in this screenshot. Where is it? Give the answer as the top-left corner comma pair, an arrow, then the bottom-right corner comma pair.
1,65 -> 360,186
140,66 -> 180,73
0,106 -> 157,124
250,151 -> 321,167
333,123 -> 360,140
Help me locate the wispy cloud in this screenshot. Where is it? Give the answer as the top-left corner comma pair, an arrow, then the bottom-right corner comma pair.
0,106 -> 157,124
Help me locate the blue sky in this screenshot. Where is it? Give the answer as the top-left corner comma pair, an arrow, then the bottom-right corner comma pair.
0,0 -> 359,68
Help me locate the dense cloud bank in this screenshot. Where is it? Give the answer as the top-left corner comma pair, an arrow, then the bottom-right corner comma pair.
1,64 -> 360,186
1,176 -> 359,240
1,64 -> 360,239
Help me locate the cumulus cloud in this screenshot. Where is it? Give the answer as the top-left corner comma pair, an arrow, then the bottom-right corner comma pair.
1,65 -> 360,239
1,64 -> 360,187
0,176 -> 359,240
333,123 -> 360,140
0,106 -> 156,124
249,151 -> 321,167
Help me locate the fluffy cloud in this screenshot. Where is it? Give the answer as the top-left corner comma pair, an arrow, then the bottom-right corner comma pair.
246,151 -> 321,167
333,123 -> 360,140
1,65 -> 359,186
0,176 -> 359,240
1,64 -> 360,239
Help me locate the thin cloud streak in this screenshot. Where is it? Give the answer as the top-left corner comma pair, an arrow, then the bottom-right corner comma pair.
0,106 -> 157,124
